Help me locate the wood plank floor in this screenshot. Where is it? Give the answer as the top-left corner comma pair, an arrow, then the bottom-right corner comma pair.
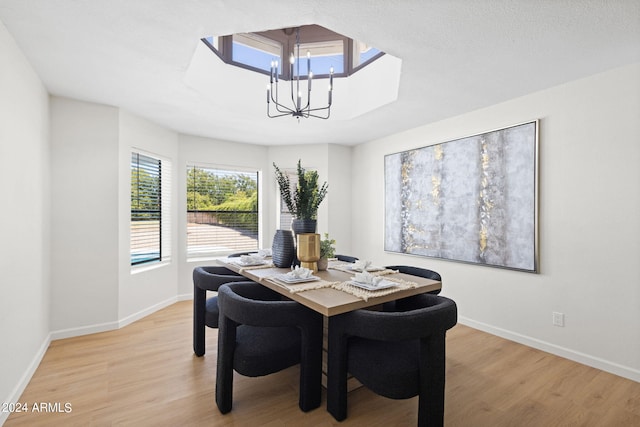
6,301 -> 640,426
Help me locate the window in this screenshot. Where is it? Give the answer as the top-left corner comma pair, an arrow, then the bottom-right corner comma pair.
187,165 -> 259,257
131,152 -> 162,265
352,40 -> 382,70
298,40 -> 344,75
202,24 -> 384,79
232,33 -> 282,73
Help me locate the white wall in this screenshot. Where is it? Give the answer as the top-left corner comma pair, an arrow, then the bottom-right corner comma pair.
118,110 -> 180,322
326,144 -> 353,256
351,63 -> 640,380
50,100 -> 184,335
50,97 -> 120,333
0,20 -> 50,421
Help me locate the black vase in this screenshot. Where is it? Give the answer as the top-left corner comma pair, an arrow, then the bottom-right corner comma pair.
291,218 -> 317,235
272,230 -> 294,268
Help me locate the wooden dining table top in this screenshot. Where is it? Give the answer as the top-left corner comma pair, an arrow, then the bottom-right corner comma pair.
218,258 -> 442,317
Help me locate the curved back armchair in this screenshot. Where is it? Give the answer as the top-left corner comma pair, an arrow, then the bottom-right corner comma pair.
193,265 -> 252,356
386,265 -> 441,295
382,265 -> 442,312
216,282 -> 323,414
327,294 -> 457,426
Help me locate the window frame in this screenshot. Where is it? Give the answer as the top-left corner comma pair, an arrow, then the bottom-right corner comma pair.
201,24 -> 385,81
130,151 -> 162,266
186,163 -> 260,259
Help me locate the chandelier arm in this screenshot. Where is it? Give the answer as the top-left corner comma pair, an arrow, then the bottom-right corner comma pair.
307,111 -> 331,119
272,82 -> 293,114
265,27 -> 334,120
302,81 -> 311,111
268,108 -> 297,118
268,98 -> 295,117
307,104 -> 330,113
273,99 -> 294,114
290,74 -> 299,112
295,29 -> 301,112
269,83 -> 290,114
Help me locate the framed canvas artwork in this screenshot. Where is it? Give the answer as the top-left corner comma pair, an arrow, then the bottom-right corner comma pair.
384,121 -> 538,272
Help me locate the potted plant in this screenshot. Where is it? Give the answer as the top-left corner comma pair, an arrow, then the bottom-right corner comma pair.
318,233 -> 336,271
273,159 -> 328,234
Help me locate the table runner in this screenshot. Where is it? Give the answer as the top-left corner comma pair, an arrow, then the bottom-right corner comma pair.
269,275 -> 420,302
331,276 -> 419,301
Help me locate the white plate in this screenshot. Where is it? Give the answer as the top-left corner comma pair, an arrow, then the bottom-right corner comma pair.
348,279 -> 397,291
274,274 -> 320,284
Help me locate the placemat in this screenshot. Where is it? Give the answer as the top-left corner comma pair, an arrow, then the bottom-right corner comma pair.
331,279 -> 418,302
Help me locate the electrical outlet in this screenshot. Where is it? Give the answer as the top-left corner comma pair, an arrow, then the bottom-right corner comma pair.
552,312 -> 565,327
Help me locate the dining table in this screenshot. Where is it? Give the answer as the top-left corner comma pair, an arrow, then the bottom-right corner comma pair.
217,256 -> 442,392
217,257 -> 442,317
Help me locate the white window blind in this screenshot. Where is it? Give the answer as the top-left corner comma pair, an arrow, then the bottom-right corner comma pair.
130,152 -> 171,266
187,165 -> 259,257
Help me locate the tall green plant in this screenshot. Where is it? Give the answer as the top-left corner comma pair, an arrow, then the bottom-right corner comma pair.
273,160 -> 328,220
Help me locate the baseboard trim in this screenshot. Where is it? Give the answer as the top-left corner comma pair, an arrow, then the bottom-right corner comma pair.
176,292 -> 193,302
459,316 -> 640,383
118,295 -> 181,329
1,333 -> 51,426
49,319 -> 120,341
48,295 -> 194,341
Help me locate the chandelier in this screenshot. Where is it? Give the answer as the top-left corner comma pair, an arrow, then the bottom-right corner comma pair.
267,28 -> 334,120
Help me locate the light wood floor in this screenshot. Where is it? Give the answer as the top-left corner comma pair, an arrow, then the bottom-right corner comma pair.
6,301 -> 640,426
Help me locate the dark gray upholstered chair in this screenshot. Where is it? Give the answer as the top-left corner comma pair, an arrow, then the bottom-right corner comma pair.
327,294 -> 457,426
385,265 -> 441,295
216,282 -> 323,414
382,265 -> 442,312
336,254 -> 359,263
193,265 -> 250,356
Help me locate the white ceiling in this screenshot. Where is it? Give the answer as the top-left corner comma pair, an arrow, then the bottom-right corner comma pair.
1,0 -> 639,146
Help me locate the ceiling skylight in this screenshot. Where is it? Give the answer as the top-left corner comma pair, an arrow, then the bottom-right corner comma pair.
187,24 -> 402,120
202,24 -> 384,80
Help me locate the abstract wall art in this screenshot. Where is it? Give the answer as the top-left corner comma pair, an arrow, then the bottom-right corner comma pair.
384,121 -> 538,272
